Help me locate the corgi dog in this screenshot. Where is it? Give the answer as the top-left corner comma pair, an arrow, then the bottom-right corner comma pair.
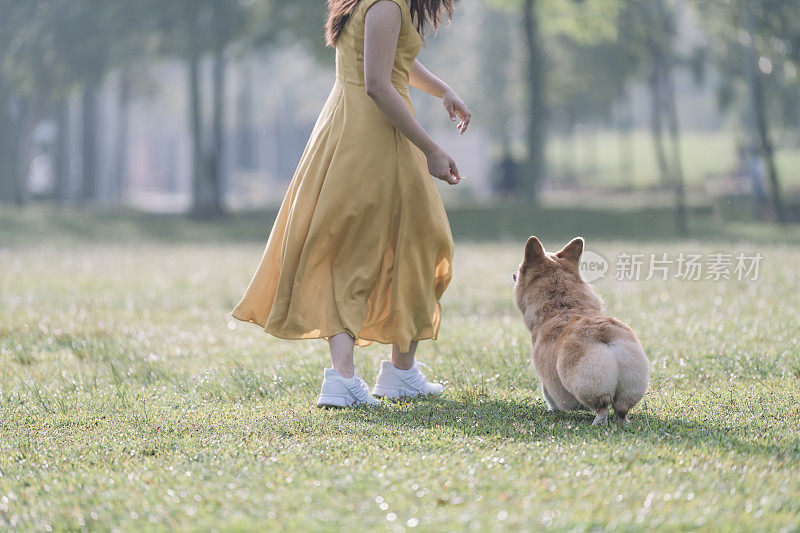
513,236 -> 649,425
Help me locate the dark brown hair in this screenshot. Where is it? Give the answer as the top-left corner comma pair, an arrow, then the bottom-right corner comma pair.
325,0 -> 455,47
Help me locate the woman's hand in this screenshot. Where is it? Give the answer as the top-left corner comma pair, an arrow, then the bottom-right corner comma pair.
426,147 -> 462,185
442,89 -> 471,135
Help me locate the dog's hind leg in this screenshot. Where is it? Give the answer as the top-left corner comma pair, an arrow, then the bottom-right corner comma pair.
612,398 -> 636,423
587,394 -> 611,426
592,405 -> 610,426
541,385 -> 557,411
613,411 -> 631,424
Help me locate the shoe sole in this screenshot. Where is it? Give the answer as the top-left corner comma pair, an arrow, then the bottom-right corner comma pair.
316,403 -> 344,410
372,385 -> 419,400
316,393 -> 349,409
372,386 -> 444,400
316,394 -> 379,409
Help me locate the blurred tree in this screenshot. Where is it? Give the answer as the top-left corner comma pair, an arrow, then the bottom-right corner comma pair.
149,0 -> 325,218
39,0 -> 123,202
476,6 -> 515,157
546,2 -> 637,183
625,0 -> 689,236
464,3 -> 522,193
64,1 -> 158,203
0,0 -> 159,205
0,0 -> 318,212
489,0 -> 627,198
520,0 -> 546,199
151,0 -> 220,217
697,0 -> 800,224
486,0 -> 691,233
0,1 -> 47,205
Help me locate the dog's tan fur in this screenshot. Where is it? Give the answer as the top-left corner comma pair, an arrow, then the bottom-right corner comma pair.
513,236 -> 649,425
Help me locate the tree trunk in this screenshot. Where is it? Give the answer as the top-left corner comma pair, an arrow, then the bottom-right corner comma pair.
114,69 -> 131,203
0,86 -> 36,205
0,87 -> 15,203
618,101 -> 635,186
587,127 -> 599,178
211,43 -> 226,214
568,125 -> 578,184
662,62 -> 689,236
188,21 -> 210,218
618,127 -> 634,187
54,98 -> 71,203
522,0 -> 546,199
645,0 -> 688,236
754,69 -> 785,223
741,2 -> 784,223
10,97 -> 38,206
641,0 -> 671,191
647,65 -> 670,189
81,83 -> 99,202
236,61 -> 255,170
560,115 -> 575,183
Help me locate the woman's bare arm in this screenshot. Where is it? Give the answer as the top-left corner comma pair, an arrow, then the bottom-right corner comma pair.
409,59 -> 451,97
363,0 -> 461,184
410,59 -> 471,134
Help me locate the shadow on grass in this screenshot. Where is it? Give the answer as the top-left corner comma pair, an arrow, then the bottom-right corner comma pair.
329,394 -> 800,462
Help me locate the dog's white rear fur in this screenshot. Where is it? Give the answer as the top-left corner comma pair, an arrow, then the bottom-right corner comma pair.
513,236 -> 649,425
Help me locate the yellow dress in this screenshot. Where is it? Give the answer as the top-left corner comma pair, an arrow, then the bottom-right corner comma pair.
231,0 -> 454,353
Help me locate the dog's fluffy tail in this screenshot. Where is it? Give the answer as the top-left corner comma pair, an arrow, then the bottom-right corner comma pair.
558,343 -> 618,412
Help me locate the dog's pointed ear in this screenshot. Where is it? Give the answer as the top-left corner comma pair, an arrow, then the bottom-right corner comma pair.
556,237 -> 584,264
524,236 -> 546,264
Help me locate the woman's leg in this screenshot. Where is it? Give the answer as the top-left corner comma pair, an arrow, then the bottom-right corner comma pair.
391,341 -> 418,370
373,341 -> 443,397
318,332 -> 379,407
329,332 -> 356,378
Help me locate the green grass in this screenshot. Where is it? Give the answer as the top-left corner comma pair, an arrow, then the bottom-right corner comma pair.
547,129 -> 800,192
4,202 -> 800,249
1,208 -> 800,531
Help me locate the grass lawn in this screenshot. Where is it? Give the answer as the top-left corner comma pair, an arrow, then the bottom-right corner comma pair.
547,129 -> 800,192
1,206 -> 799,531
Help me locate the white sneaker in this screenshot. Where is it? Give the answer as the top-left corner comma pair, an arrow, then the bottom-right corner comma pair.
372,360 -> 444,399
316,368 -> 380,408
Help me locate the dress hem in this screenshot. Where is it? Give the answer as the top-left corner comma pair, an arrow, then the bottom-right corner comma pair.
228,311 -> 439,351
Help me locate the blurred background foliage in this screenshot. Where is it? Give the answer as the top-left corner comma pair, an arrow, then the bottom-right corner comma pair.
1,0 -> 799,234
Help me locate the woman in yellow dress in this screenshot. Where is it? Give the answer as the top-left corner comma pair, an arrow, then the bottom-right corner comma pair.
231,0 -> 470,407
